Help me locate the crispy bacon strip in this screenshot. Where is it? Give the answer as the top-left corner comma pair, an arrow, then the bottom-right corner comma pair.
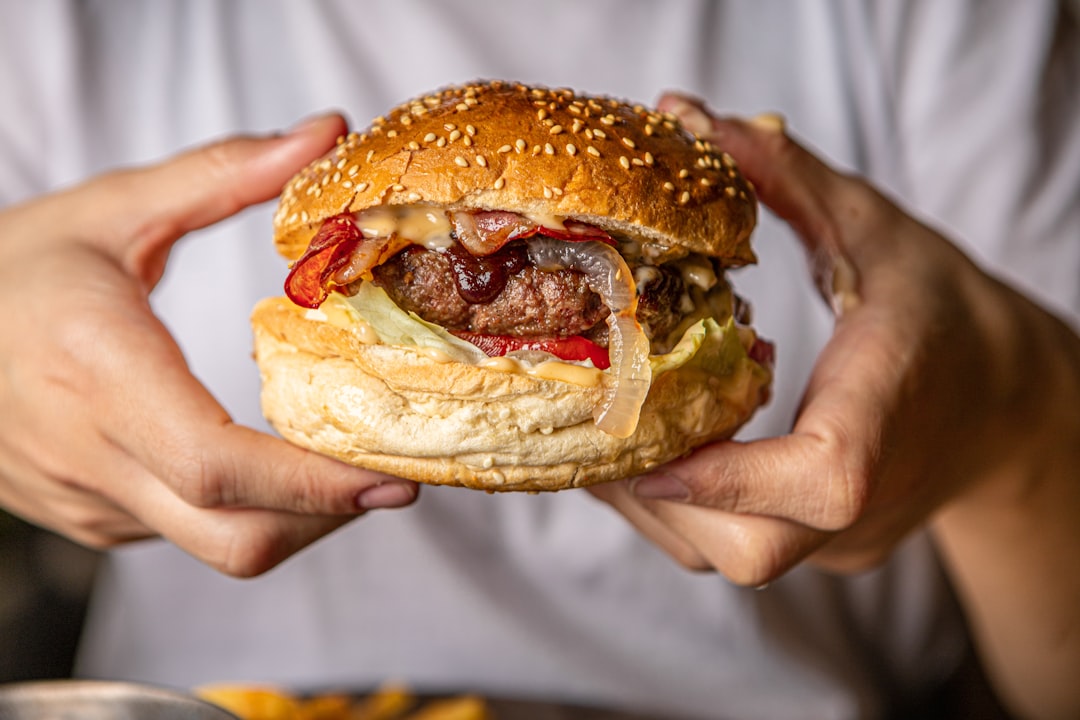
450,210 -> 614,256
285,215 -> 363,309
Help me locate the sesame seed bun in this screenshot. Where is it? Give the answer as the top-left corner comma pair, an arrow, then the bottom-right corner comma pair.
272,80 -> 757,263
254,80 -> 771,492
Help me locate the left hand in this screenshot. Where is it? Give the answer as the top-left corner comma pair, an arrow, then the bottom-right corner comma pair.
590,94 -> 1064,586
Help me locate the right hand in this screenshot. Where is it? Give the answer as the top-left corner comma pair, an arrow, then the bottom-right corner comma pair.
0,115 -> 419,577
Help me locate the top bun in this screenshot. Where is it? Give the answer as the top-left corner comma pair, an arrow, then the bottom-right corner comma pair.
272,80 -> 757,263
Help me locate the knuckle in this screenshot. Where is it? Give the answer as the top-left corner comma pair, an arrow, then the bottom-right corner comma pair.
168,448 -> 226,509
214,529 -> 286,579
721,528 -> 793,588
812,424 -> 874,531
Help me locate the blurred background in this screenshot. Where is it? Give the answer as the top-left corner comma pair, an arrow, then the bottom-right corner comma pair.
1,511 -> 100,682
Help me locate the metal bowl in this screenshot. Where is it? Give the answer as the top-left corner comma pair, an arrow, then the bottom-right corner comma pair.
0,680 -> 239,719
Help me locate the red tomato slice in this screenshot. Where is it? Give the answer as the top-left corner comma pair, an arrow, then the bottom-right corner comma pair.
452,331 -> 611,370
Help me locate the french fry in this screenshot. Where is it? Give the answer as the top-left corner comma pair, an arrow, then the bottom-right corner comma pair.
196,684 -> 302,720
401,696 -> 490,720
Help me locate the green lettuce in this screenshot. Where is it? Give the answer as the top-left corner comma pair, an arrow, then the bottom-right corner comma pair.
330,283 -> 752,378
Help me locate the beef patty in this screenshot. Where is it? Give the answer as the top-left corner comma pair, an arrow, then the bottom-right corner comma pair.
371,243 -> 688,344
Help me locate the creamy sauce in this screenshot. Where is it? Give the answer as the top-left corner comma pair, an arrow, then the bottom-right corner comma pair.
479,355 -> 602,387
354,205 -> 454,249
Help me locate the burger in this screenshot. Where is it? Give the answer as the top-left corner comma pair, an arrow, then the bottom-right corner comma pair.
252,81 -> 773,491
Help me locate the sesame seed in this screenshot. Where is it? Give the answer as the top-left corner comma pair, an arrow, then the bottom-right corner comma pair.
587,146 -> 601,157
678,169 -> 690,178
621,137 -> 636,149
679,191 -> 691,204
619,156 -> 631,170
543,187 -> 553,199
336,158 -> 348,169
498,144 -> 513,153
423,133 -> 437,143
566,144 -> 578,156
348,165 -> 359,176
288,212 -> 299,224
584,129 -> 594,140
400,115 -> 412,126
407,141 -> 420,151
444,123 -> 457,131
321,174 -> 330,186
449,129 -> 462,142
476,155 -> 488,167
632,158 -> 644,166
725,186 -> 737,197
532,145 -> 542,156
465,124 -> 476,136
386,130 -> 398,138
356,182 -> 369,192
644,124 -> 655,136
663,182 -> 676,192
537,109 -> 548,120
343,180 -> 353,189
600,115 -> 616,126
407,191 -> 422,202
550,125 -> 563,135
552,186 -> 563,196
463,136 -> 473,147
456,103 -> 469,111
700,177 -> 713,187
593,129 -> 607,139
544,143 -> 555,155
572,119 -> 584,132
494,177 -> 506,189
465,97 -> 478,106
454,156 -> 469,167
391,183 -> 405,191
437,137 -> 447,147
644,152 -> 654,166
568,105 -> 582,115
366,150 -> 375,162
515,139 -> 527,152
332,171 -> 342,182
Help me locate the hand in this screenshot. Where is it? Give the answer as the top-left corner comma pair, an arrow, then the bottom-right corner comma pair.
590,94 -> 1077,587
0,116 -> 418,577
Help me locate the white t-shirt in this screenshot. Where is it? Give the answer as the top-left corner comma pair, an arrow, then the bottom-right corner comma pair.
1,2 -> 1077,718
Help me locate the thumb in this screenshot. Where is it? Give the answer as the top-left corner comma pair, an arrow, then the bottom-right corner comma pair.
62,113 -> 347,282
657,93 -> 861,315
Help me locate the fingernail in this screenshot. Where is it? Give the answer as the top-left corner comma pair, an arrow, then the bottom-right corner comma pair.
286,113 -> 336,136
631,472 -> 690,501
356,482 -> 416,510
749,112 -> 787,134
664,97 -> 713,136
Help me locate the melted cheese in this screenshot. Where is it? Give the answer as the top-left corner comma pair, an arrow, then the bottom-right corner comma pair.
355,205 -> 454,249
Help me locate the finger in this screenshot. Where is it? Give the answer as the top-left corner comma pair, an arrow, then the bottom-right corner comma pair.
639,496 -> 830,587
20,114 -> 347,281
103,445 -> 358,577
658,93 -> 866,314
587,482 -> 711,571
61,271 -> 419,516
631,305 -> 904,531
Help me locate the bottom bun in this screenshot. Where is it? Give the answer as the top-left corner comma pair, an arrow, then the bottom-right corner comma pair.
251,296 -> 769,492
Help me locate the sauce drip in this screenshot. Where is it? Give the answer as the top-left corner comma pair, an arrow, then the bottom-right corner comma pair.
444,243 -> 528,304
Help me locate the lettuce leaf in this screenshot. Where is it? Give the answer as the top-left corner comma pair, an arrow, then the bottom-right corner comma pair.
328,283 -> 754,379
649,317 -> 750,378
328,284 -> 487,364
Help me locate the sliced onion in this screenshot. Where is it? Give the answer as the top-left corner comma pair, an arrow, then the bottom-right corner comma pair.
526,237 -> 651,438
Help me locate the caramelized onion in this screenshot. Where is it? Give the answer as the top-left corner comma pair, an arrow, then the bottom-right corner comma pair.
526,237 -> 651,438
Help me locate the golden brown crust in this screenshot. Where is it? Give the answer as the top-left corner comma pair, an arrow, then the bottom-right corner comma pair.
252,297 -> 769,491
272,80 -> 757,264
